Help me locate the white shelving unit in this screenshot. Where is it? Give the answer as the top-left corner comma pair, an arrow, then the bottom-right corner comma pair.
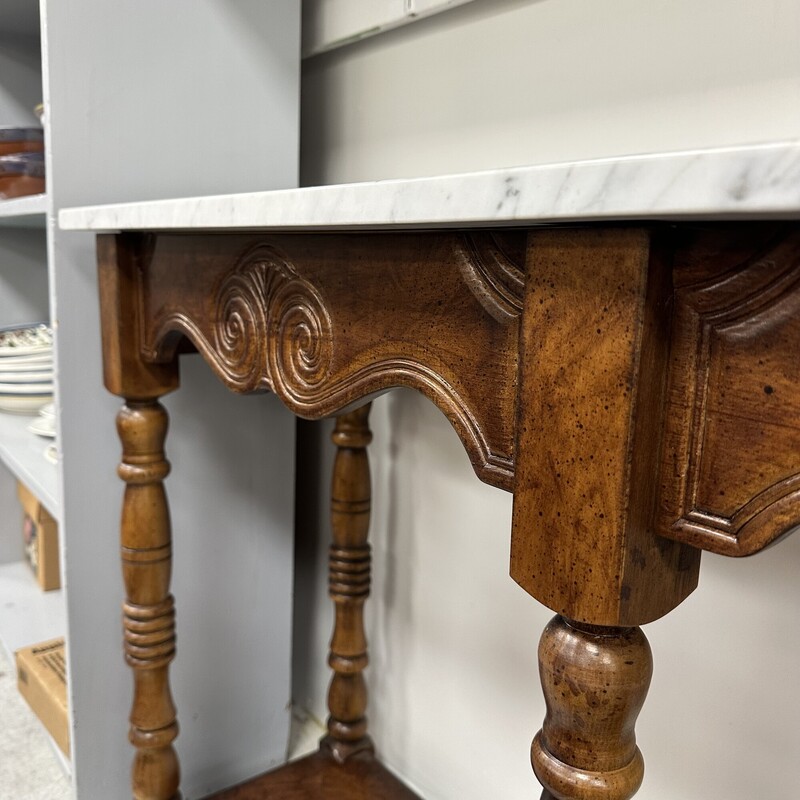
0,0 -> 58,628
0,4 -> 65,777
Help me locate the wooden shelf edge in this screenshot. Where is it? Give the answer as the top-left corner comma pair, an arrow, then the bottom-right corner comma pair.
206,749 -> 423,800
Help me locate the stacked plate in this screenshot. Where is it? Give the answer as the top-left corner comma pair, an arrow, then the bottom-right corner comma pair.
29,401 -> 56,438
0,324 -> 53,414
29,402 -> 58,464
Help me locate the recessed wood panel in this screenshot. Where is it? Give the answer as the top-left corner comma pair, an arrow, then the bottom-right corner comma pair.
659,226 -> 800,556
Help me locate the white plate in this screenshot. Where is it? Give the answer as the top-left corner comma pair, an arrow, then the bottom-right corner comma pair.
0,394 -> 52,414
38,402 -> 55,418
0,382 -> 53,393
0,356 -> 53,371
0,324 -> 53,357
0,371 -> 52,383
0,345 -> 52,358
28,415 -> 56,438
44,444 -> 58,465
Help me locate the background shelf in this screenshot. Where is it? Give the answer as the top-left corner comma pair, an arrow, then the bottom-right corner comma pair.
0,411 -> 58,521
0,194 -> 47,228
0,560 -> 65,660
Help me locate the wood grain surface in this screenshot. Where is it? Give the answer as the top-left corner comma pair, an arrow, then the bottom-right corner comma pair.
131,231 -> 521,491
323,405 -> 375,763
658,225 -> 800,555
531,616 -> 652,800
207,750 -> 421,800
117,401 -> 180,800
100,233 -> 183,800
511,227 -> 699,627
97,222 -> 800,800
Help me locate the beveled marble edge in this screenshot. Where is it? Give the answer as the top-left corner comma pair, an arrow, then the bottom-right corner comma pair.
59,140 -> 800,232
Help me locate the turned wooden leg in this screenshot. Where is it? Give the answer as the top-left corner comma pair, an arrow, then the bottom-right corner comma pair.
321,404 -> 375,763
531,616 -> 652,800
118,400 -> 180,800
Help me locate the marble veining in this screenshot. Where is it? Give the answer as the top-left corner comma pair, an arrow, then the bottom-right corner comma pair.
59,141 -> 800,232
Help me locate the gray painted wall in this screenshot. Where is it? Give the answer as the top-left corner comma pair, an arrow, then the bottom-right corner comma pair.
40,2 -> 301,797
297,2 -> 800,799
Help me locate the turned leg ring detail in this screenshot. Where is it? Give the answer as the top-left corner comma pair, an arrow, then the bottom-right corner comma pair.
532,616 -> 652,800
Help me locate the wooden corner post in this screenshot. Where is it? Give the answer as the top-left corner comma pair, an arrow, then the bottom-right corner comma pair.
512,228 -> 701,799
98,234 -> 182,800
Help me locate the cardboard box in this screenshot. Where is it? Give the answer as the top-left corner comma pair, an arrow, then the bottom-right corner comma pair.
15,638 -> 70,758
17,480 -> 60,591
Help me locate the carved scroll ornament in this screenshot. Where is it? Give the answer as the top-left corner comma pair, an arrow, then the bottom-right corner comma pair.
212,244 -> 333,400
139,233 -> 522,491
455,232 -> 525,322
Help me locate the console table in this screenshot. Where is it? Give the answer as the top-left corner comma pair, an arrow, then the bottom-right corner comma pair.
61,141 -> 800,800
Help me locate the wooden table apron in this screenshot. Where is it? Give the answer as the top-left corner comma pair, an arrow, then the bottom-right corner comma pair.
96,223 -> 800,800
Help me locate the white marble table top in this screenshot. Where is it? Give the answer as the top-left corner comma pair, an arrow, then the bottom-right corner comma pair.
59,140 -> 800,232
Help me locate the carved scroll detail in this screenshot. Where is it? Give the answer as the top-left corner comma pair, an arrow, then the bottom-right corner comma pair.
142,233 -> 520,492
455,232 -> 525,322
660,231 -> 800,556
213,257 -> 269,388
213,244 -> 333,395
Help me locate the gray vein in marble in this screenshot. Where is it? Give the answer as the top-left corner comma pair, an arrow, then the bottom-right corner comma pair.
59,140 -> 800,232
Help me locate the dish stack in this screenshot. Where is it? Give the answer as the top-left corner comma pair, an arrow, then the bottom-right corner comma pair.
0,324 -> 54,414
29,402 -> 57,465
0,127 -> 45,200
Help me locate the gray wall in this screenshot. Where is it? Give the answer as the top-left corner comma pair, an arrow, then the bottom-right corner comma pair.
42,2 -> 301,797
296,2 -> 800,799
0,30 -> 40,124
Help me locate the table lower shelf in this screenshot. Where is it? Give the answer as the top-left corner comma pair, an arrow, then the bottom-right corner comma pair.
207,748 -> 422,800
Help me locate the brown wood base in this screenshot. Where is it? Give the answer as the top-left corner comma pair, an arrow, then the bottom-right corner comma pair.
98,226 -> 800,800
206,749 -> 422,800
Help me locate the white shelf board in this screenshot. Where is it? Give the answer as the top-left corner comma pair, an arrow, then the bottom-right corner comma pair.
0,411 -> 59,521
0,193 -> 47,228
0,560 -> 65,660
